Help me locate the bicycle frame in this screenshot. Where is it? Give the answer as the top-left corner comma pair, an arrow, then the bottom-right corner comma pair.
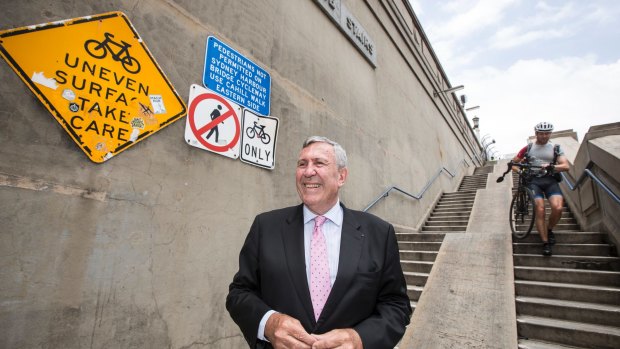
253,123 -> 265,137
84,32 -> 141,74
498,161 -> 542,238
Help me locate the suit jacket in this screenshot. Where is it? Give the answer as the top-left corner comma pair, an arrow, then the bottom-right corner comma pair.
226,203 -> 412,349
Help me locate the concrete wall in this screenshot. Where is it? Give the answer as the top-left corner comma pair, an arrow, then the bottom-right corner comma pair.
0,1 -> 481,348
554,123 -> 620,251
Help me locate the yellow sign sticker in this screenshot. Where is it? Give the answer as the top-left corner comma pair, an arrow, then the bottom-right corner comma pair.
0,12 -> 187,163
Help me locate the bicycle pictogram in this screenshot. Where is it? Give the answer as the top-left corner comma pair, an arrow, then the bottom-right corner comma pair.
84,32 -> 141,74
245,121 -> 271,144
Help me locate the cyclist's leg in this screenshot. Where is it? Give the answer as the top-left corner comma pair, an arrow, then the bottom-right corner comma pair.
529,180 -> 548,242
534,198 -> 547,241
544,179 -> 564,231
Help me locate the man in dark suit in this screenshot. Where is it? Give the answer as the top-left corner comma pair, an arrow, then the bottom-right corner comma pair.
226,136 -> 411,349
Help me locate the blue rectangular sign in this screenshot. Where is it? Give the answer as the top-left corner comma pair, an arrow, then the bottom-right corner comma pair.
203,36 -> 271,116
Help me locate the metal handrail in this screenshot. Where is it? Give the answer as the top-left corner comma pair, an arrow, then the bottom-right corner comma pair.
363,159 -> 470,212
560,162 -> 620,205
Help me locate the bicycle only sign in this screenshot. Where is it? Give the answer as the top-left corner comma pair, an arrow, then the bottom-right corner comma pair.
240,109 -> 278,170
0,12 -> 186,163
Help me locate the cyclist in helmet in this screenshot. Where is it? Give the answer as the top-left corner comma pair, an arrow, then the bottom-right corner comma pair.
512,121 -> 569,256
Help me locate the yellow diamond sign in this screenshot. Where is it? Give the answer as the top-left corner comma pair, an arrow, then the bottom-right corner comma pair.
0,12 -> 187,163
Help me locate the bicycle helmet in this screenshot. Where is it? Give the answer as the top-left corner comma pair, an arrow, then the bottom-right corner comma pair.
534,121 -> 554,132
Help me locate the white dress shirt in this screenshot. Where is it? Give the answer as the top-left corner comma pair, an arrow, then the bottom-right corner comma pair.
302,202 -> 343,287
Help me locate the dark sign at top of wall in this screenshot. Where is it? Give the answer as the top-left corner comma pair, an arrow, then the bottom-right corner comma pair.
314,0 -> 377,67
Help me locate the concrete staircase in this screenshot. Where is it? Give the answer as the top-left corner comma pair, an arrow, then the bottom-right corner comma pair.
512,177 -> 620,348
396,170 -> 489,313
459,166 -> 492,190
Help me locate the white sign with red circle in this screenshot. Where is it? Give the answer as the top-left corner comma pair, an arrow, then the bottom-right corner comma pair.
185,84 -> 241,159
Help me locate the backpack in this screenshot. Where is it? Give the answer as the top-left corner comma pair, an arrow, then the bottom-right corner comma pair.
524,143 -> 562,182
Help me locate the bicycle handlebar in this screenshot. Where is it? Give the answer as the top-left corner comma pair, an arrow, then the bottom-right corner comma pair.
496,161 -> 543,183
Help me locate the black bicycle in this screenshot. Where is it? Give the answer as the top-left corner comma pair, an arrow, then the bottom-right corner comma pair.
245,121 -> 271,144
84,32 -> 141,74
497,161 -> 542,239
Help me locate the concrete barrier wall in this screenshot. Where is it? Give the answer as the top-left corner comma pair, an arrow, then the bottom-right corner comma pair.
0,1 -> 481,347
555,123 -> 620,249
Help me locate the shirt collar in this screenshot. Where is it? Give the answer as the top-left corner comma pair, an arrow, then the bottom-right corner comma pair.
303,201 -> 343,226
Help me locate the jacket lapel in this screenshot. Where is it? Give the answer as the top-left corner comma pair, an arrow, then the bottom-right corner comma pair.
282,204 -> 315,325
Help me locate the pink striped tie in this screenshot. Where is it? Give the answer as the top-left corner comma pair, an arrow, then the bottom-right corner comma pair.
310,215 -> 331,320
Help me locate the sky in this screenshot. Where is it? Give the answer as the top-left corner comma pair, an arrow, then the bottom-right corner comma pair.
408,0 -> 620,157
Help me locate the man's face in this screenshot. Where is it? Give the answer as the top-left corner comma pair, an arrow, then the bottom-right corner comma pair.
296,142 -> 348,215
535,131 -> 551,144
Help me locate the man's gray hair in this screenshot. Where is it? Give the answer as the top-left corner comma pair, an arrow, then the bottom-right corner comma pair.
302,136 -> 348,169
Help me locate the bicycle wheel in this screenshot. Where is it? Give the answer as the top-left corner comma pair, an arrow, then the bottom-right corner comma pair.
121,56 -> 141,74
509,189 -> 536,239
84,40 -> 107,59
245,127 -> 256,139
260,133 -> 271,144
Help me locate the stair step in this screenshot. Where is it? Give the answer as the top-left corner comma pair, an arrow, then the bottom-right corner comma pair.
459,185 -> 485,189
441,191 -> 477,196
436,202 -> 473,207
399,250 -> 438,262
407,285 -> 423,301
398,241 -> 442,251
435,202 -> 474,208
514,254 -> 620,270
549,224 -> 581,231
440,193 -> 476,198
421,225 -> 467,232
517,315 -> 620,349
516,232 -> 609,244
438,198 -> 475,204
421,228 -> 466,234
410,300 -> 417,315
401,260 -> 434,273
430,211 -> 472,218
427,215 -> 470,221
433,204 -> 473,210
518,338 -> 591,349
425,220 -> 470,227
513,223 -> 581,231
433,203 -> 474,209
442,191 -> 477,197
473,167 -> 493,174
515,266 -> 620,287
513,243 -> 615,256
403,271 -> 428,286
517,296 -> 620,327
515,280 -> 620,305
396,232 -> 445,242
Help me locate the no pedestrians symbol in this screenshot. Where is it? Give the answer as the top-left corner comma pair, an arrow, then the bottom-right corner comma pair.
185,84 -> 241,159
